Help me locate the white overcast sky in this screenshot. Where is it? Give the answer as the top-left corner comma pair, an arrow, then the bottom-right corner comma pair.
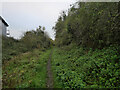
0,0 -> 78,40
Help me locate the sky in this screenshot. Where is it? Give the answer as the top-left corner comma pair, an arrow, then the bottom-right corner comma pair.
0,0 -> 77,40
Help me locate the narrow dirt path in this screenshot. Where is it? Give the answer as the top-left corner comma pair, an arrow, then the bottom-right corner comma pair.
46,50 -> 54,88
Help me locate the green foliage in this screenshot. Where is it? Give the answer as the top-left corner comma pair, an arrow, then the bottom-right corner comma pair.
2,2 -> 120,89
2,36 -> 27,61
2,49 -> 51,88
52,2 -> 120,88
54,2 -> 120,48
2,26 -> 52,62
2,25 -> 53,88
20,26 -> 52,50
52,45 -> 120,88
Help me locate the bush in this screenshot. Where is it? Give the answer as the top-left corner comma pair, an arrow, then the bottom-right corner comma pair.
52,45 -> 120,88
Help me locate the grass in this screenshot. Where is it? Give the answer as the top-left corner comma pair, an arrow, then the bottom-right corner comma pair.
51,45 -> 120,88
2,42 -> 120,88
2,49 -> 51,88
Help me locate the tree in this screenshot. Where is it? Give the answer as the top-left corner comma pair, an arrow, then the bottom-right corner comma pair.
54,2 -> 120,48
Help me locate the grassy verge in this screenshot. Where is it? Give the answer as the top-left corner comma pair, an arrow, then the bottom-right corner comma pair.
51,45 -> 120,88
2,49 -> 51,88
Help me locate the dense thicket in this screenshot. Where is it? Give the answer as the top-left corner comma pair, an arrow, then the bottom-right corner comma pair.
2,26 -> 52,61
52,45 -> 120,88
52,2 -> 120,88
20,26 -> 52,50
2,2 -> 120,88
54,2 -> 120,48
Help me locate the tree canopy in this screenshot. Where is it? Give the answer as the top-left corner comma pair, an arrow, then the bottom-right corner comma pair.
54,2 -> 120,48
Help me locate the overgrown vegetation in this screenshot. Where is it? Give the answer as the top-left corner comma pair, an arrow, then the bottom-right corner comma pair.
52,2 -> 120,88
2,26 -> 52,88
3,49 -> 51,88
2,1 -> 120,89
2,26 -> 52,62
54,2 -> 120,48
2,37 -> 26,61
52,44 -> 120,88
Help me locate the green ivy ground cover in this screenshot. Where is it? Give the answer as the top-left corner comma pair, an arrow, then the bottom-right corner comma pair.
52,45 -> 120,88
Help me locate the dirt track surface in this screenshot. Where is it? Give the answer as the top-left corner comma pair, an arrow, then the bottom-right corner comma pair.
46,51 -> 53,88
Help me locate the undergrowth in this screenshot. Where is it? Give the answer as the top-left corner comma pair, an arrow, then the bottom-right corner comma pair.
2,49 -> 51,88
52,45 -> 120,88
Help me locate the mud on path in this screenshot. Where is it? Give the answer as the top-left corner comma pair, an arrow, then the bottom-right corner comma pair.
46,50 -> 54,88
